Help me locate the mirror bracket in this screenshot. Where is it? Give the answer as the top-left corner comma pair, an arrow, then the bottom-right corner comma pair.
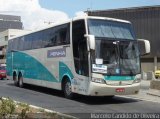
84,34 -> 95,50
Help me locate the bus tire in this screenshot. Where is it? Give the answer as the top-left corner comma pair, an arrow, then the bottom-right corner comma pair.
13,72 -> 18,86
63,78 -> 73,99
18,74 -> 24,88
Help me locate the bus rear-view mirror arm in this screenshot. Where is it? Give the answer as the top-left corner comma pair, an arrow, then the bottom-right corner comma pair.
84,34 -> 95,50
137,39 -> 150,56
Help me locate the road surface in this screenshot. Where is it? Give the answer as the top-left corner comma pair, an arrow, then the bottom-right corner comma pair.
0,79 -> 160,118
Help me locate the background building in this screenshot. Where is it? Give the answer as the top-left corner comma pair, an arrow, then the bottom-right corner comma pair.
87,5 -> 160,72
0,29 -> 29,64
0,14 -> 23,32
0,14 -> 29,64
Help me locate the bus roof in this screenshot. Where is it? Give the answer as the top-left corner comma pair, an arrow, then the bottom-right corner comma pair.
73,15 -> 131,24
9,16 -> 131,40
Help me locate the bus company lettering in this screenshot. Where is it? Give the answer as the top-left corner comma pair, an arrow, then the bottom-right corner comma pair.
47,48 -> 66,58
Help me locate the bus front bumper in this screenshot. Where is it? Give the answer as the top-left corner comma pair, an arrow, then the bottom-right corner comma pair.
88,82 -> 140,96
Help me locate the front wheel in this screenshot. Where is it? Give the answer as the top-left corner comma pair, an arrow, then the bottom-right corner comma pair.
63,79 -> 73,99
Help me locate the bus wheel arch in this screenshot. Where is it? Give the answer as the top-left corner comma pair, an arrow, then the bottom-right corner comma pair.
13,71 -> 18,86
18,72 -> 24,88
62,75 -> 73,99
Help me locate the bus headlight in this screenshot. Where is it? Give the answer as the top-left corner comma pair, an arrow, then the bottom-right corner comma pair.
91,78 -> 106,84
133,74 -> 141,83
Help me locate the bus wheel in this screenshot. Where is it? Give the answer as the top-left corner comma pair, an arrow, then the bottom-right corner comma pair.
18,75 -> 24,88
63,79 -> 73,99
13,74 -> 18,86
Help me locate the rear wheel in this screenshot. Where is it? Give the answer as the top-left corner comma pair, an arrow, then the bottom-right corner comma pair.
13,74 -> 18,86
18,75 -> 24,88
63,79 -> 73,99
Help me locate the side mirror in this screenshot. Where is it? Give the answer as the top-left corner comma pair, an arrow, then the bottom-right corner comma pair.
84,34 -> 95,50
137,39 -> 150,56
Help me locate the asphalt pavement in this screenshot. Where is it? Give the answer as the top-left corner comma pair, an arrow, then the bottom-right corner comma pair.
0,79 -> 160,118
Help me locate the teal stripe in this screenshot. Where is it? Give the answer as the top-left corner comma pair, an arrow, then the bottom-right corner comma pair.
59,62 -> 74,81
6,53 -> 12,76
7,51 -> 57,82
104,76 -> 135,81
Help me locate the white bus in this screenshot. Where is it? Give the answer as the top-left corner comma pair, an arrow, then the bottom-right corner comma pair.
6,16 -> 150,98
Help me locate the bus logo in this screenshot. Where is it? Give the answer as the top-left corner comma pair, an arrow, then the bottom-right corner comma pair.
47,48 -> 66,58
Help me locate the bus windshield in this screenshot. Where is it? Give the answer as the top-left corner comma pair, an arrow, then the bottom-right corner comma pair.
88,19 -> 135,40
88,19 -> 140,75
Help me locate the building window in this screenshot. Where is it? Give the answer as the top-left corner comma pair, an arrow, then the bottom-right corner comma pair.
5,36 -> 8,41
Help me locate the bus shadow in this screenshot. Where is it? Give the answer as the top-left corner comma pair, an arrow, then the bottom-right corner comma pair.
25,84 -> 141,105
24,84 -> 65,97
73,95 -> 140,105
7,82 -> 64,98
7,82 -> 140,105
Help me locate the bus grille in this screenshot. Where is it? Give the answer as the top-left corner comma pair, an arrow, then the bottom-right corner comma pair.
106,80 -> 133,86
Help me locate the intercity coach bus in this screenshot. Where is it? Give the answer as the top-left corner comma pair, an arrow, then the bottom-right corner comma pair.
6,16 -> 150,98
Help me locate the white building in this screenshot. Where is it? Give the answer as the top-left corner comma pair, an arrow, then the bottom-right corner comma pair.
0,29 -> 30,64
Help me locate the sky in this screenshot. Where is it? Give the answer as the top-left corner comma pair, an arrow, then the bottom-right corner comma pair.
0,0 -> 160,30
39,0 -> 160,17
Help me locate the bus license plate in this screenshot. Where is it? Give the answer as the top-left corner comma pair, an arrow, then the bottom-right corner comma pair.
116,88 -> 125,93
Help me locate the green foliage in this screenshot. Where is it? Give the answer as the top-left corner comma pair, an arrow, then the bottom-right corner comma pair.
0,98 -> 16,118
18,102 -> 29,119
0,97 -> 74,119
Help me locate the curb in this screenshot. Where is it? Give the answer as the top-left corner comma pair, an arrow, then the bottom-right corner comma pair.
147,89 -> 160,97
2,97 -> 77,119
29,105 -> 77,119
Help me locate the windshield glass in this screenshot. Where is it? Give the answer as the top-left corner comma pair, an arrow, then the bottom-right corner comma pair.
119,41 -> 140,75
88,19 -> 135,40
0,66 -> 6,70
88,19 -> 140,76
91,40 -> 140,75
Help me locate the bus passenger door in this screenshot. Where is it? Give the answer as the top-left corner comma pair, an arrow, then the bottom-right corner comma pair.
72,20 -> 89,95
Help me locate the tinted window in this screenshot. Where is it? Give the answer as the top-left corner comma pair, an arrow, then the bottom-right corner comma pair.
23,35 -> 32,50
8,40 -> 12,52
44,28 -> 57,47
32,32 -> 42,49
12,38 -> 19,50
8,23 -> 70,51
18,37 -> 25,50
58,24 -> 70,45
44,24 -> 70,47
72,20 -> 89,76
